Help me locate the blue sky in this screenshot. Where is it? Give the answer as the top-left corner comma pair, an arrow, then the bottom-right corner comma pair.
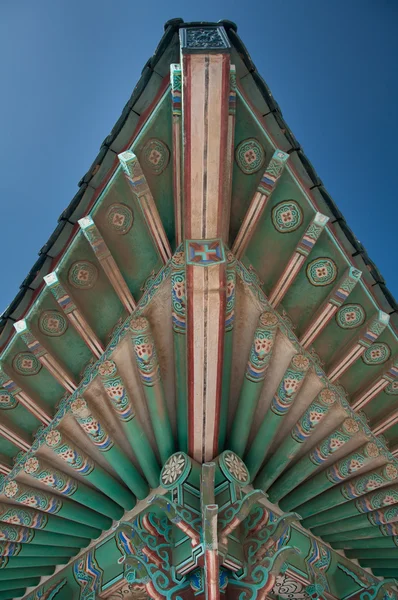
1,0 -> 397,312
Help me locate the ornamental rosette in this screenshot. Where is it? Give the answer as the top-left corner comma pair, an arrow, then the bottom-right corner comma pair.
224,452 -> 249,483
24,457 -> 39,475
4,481 -> 18,498
161,454 -> 186,486
131,317 -> 148,332
45,430 -> 61,447
98,360 -> 117,377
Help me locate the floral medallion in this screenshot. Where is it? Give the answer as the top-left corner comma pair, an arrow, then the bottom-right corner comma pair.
235,139 -> 266,174
306,258 -> 338,287
0,390 -> 17,410
4,481 -> 18,498
45,430 -> 61,447
220,451 -> 250,485
342,418 -> 360,435
319,388 -> 337,405
364,442 -> 379,458
385,464 -> 398,480
24,457 -> 39,475
362,343 -> 391,366
142,139 -> 170,175
106,203 -> 134,235
160,453 -> 189,488
272,200 -> 303,233
71,398 -> 91,419
98,360 -> 117,377
292,354 -> 310,371
259,312 -> 278,327
39,310 -> 68,337
130,317 -> 148,333
385,381 -> 398,395
13,352 -> 42,376
336,304 -> 366,329
68,261 -> 98,290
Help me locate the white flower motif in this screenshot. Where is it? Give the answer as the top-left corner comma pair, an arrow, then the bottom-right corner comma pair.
224,452 -> 249,482
161,454 -> 186,486
24,457 -> 39,474
4,481 -> 18,498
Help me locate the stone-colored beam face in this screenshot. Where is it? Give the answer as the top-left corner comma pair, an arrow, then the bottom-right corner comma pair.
180,29 -> 233,465
185,240 -> 226,463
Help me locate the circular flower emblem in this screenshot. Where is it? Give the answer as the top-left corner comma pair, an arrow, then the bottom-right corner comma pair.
292,354 -> 310,371
39,310 -> 68,337
106,203 -> 134,235
362,343 -> 391,366
142,139 -> 170,175
71,398 -> 90,418
223,452 -> 249,484
4,481 -> 18,498
320,388 -> 337,405
12,352 -> 42,376
336,304 -> 366,330
365,442 -> 379,458
342,418 -> 360,435
161,453 -> 187,487
45,430 -> 61,447
68,261 -> 98,290
24,457 -> 39,475
131,317 -> 148,333
385,464 -> 398,481
306,258 -> 337,287
272,201 -> 303,233
98,360 -> 117,377
259,312 -> 278,328
235,139 -> 266,174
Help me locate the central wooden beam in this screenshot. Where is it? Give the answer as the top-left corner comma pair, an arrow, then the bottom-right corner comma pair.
180,26 -> 232,463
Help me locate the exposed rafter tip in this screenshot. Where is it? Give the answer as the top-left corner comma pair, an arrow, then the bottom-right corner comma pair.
79,215 -> 136,313
118,151 -> 172,264
268,212 -> 329,308
43,271 -> 104,358
14,318 -> 76,393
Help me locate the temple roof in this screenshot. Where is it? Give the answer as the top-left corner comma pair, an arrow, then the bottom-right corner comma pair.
0,18 -> 397,600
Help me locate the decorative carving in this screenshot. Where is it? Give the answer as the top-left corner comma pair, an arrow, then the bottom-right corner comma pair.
306,257 -> 338,287
180,26 -> 231,52
141,139 -> 170,175
336,304 -> 366,329
362,342 -> 391,365
106,203 -> 134,235
186,239 -> 226,266
39,310 -> 68,337
12,352 -> 42,376
235,139 -> 266,174
68,261 -> 98,289
272,200 -> 303,233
